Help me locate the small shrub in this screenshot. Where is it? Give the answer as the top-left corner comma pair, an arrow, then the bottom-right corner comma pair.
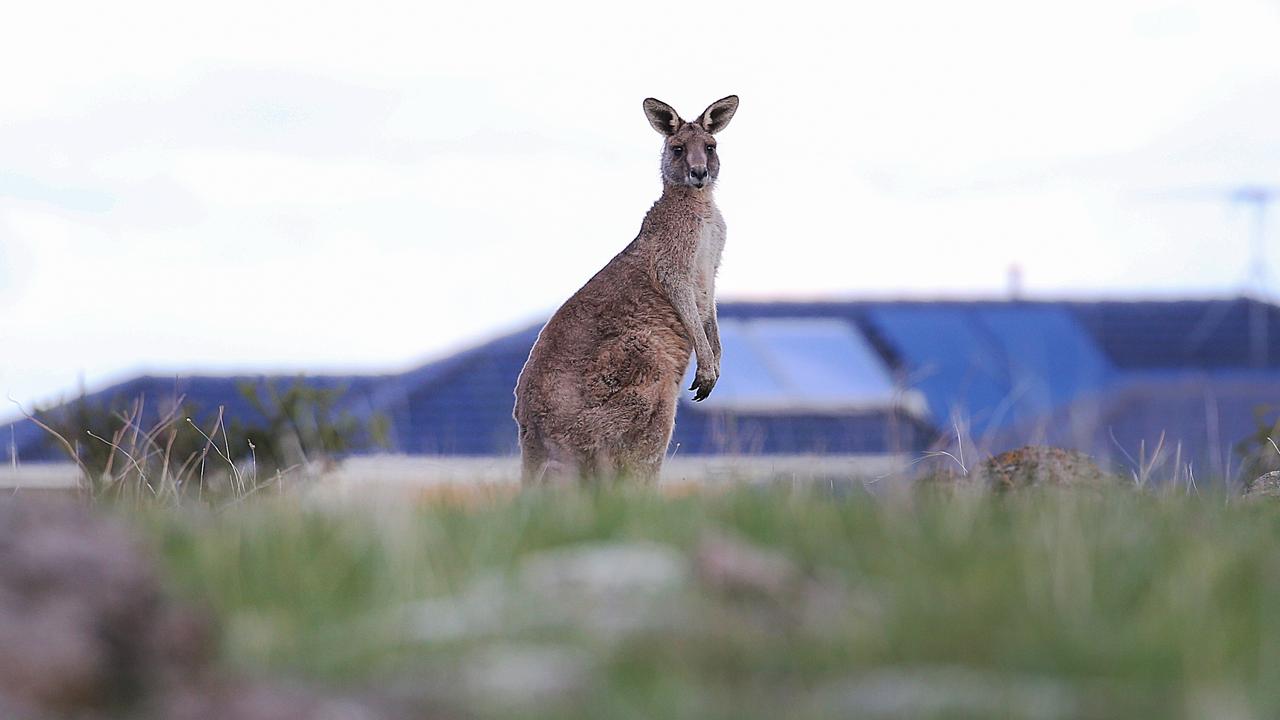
32,377 -> 389,504
1235,404 -> 1280,484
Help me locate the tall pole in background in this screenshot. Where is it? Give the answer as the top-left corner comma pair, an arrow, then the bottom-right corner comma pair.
1135,184 -> 1277,367
1232,187 -> 1273,368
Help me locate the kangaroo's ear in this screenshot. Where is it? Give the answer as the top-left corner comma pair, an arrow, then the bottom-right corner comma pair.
643,98 -> 683,136
697,95 -> 739,134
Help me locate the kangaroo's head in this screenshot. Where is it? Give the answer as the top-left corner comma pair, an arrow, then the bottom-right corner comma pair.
643,95 -> 739,190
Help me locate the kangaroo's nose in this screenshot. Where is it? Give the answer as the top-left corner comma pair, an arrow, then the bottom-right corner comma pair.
690,166 -> 709,180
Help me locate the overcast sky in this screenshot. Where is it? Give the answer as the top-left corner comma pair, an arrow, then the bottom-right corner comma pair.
3,0 -> 1280,417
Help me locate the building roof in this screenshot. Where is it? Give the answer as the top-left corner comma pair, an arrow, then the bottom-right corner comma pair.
6,297 -> 1279,466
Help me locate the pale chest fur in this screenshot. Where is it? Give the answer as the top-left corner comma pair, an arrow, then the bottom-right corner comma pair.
695,207 -> 726,295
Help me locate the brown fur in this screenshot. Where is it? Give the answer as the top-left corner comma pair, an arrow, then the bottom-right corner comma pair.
513,95 -> 740,485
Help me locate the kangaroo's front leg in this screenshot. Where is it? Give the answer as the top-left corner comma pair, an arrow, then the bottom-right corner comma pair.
682,298 -> 718,401
696,274 -> 722,368
663,279 -> 719,401
704,306 -> 721,366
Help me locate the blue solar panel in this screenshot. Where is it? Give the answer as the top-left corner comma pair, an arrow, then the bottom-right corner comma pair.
753,318 -> 898,404
974,306 -> 1112,419
684,318 -> 899,412
701,319 -> 790,405
865,306 -> 1012,429
672,410 -> 934,455
1070,299 -> 1280,369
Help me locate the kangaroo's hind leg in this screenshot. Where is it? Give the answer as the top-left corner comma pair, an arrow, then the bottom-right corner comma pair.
520,426 -> 590,486
611,373 -> 681,485
518,424 -> 547,486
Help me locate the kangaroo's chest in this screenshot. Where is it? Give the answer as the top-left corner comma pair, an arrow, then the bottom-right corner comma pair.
695,210 -> 726,291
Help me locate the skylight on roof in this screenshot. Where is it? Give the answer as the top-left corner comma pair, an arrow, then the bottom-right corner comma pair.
683,318 -> 923,415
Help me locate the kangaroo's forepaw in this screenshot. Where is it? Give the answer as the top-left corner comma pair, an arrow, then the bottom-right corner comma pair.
690,368 -> 718,402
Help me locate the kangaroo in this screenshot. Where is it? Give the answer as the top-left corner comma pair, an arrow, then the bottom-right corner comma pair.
513,95 -> 739,485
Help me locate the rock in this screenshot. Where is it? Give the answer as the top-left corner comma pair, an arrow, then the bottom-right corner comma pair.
694,531 -> 801,601
410,542 -> 690,643
806,666 -> 1080,719
0,499 -> 214,716
518,542 -> 690,636
409,575 -> 509,643
977,446 -> 1117,491
1244,471 -> 1280,499
517,541 -> 688,602
461,645 -> 590,710
161,681 -> 379,720
158,679 -> 460,720
692,531 -> 878,638
157,679 -> 462,720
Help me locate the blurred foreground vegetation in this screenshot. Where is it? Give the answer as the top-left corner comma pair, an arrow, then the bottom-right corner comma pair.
129,484 -> 1280,719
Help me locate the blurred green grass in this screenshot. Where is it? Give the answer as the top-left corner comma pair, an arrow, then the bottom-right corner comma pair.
134,486 -> 1280,719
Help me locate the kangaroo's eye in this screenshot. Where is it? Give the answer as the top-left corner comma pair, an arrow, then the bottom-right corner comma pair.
672,145 -> 684,155
706,144 -> 715,153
